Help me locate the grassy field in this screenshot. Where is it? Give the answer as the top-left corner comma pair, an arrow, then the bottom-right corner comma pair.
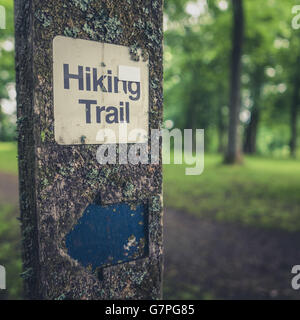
0,204 -> 22,300
164,153 -> 300,232
0,142 -> 18,175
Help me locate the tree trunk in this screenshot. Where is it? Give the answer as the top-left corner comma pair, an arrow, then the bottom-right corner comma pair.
224,0 -> 244,164
243,68 -> 264,154
244,107 -> 259,154
290,57 -> 300,158
217,106 -> 226,153
185,68 -> 200,153
0,106 -> 3,138
15,0 -> 164,300
185,98 -> 197,153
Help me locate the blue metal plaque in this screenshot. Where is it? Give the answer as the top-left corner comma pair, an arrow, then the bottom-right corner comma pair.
65,203 -> 148,269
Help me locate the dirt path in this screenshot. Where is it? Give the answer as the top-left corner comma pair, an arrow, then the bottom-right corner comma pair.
163,209 -> 300,300
0,172 -> 19,205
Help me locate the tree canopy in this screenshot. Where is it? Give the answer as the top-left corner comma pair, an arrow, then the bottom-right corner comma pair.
164,0 -> 300,157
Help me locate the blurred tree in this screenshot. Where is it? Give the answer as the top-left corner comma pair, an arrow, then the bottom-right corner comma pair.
242,0 -> 296,155
286,29 -> 300,158
289,54 -> 300,158
164,0 -> 231,151
243,66 -> 264,154
225,0 -> 244,163
0,0 -> 15,141
164,0 -> 300,157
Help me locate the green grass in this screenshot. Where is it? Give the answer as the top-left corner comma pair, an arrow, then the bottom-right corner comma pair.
0,142 -> 22,299
0,142 -> 18,174
163,153 -> 300,232
0,204 -> 23,300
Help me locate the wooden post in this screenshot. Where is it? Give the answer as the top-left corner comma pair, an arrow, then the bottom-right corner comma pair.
15,0 -> 163,300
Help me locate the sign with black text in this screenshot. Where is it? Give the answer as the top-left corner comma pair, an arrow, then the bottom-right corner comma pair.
53,36 -> 149,144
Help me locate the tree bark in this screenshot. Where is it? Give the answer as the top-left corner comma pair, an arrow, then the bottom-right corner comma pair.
224,0 -> 244,164
15,0 -> 163,300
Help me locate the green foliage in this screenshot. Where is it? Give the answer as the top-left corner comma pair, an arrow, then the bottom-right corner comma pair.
0,142 -> 22,300
0,0 -> 14,95
0,204 -> 23,300
0,0 -> 15,141
164,153 -> 300,231
0,112 -> 15,141
164,0 -> 300,155
164,281 -> 214,300
164,0 -> 231,141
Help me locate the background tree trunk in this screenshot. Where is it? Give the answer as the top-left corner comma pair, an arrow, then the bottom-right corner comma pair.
0,106 -> 3,140
217,105 -> 226,153
225,0 -> 244,164
244,68 -> 264,154
244,108 -> 259,154
290,56 -> 300,158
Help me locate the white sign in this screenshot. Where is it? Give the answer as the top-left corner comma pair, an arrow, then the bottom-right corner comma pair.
53,36 -> 149,144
